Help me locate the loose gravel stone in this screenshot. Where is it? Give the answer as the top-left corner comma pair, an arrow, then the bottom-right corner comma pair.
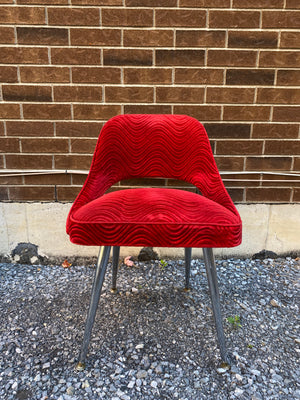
0,256 -> 299,399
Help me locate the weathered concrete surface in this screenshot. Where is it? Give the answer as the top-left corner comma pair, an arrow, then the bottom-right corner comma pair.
0,202 -> 299,260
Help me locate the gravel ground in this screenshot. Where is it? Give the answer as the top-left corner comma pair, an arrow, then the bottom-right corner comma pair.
0,256 -> 299,400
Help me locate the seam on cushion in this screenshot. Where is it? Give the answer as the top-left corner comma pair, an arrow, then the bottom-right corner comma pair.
69,215 -> 241,228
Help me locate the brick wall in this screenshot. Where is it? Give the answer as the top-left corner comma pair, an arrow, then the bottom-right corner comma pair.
0,0 -> 299,203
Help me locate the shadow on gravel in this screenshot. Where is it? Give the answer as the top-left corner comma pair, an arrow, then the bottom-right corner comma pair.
0,257 -> 299,400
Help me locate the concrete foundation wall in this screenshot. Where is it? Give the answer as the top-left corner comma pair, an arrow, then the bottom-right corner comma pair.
1,202 -> 299,260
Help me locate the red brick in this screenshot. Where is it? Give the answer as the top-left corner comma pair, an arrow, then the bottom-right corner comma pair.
126,0 -> 176,5
56,186 -> 81,202
20,67 -> 70,83
252,124 -> 299,139
273,107 -> 300,122
72,174 -> 88,185
226,69 -> 275,86
156,9 -> 206,27
257,88 -> 300,105
54,154 -> 93,169
176,30 -> 225,48
102,8 -> 153,27
232,0 -> 283,7
264,140 -> 300,155
21,138 -> 69,153
0,122 -> 4,136
5,154 -> 52,169
48,7 -> 99,26
72,67 -> 120,84
124,105 -> 172,114
24,174 -> 71,185
208,50 -> 257,67
180,0 -> 230,6
123,30 -> 173,47
3,85 -> 52,102
0,6 -> 45,24
205,123 -> 251,139
294,158 -> 300,171
293,189 -> 300,202
0,155 -> 4,168
156,50 -> 205,66
0,187 -> 8,201
0,27 -> 15,44
23,104 -> 71,120
51,48 -> 101,65
215,156 -> 244,171
6,121 -> 54,137
73,0 -> 122,4
17,27 -> 68,45
228,31 -> 278,48
223,106 -> 271,121
0,47 -> 48,64
156,87 -> 204,104
124,68 -> 172,85
262,11 -> 300,29
9,186 -> 55,201
103,49 -> 152,66
56,122 -> 102,137
286,0 -> 300,8
207,87 -> 255,104
173,105 -> 221,121
53,86 -> 102,102
259,51 -> 300,68
216,140 -> 263,155
70,28 -> 121,46
175,68 -> 223,85
209,11 -> 260,28
246,157 -> 292,171
0,138 -> 20,153
18,0 -> 68,3
0,175 -> 23,185
246,188 -> 291,202
0,66 -> 18,83
105,86 -> 153,103
0,104 -> 20,119
226,188 -> 244,202
71,138 -> 98,154
73,105 -> 121,120
122,178 -> 167,187
280,32 -> 300,49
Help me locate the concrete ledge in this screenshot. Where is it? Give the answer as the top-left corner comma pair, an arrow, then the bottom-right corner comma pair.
1,202 -> 299,260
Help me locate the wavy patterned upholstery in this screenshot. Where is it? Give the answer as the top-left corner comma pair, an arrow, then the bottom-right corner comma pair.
67,114 -> 242,248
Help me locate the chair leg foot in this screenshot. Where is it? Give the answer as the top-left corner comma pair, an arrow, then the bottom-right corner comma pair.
111,246 -> 120,292
77,246 -> 111,367
184,247 -> 192,290
75,361 -> 86,371
203,247 -> 230,365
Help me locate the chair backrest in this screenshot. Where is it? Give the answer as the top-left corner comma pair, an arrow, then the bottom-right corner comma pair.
70,114 -> 238,216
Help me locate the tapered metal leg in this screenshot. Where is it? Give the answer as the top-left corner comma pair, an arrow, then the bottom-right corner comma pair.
184,247 -> 192,290
111,246 -> 120,293
76,246 -> 111,370
203,248 -> 230,364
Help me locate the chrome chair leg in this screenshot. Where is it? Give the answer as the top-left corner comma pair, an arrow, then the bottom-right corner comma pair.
111,246 -> 120,293
76,245 -> 111,370
203,248 -> 230,364
184,247 -> 192,290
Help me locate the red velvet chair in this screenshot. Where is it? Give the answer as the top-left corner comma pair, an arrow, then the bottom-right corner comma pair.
67,114 -> 242,369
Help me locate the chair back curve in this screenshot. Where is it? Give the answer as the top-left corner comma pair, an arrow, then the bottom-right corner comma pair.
67,114 -> 240,229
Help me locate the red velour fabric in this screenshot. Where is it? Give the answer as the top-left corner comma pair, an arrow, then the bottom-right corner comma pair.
66,114 -> 242,248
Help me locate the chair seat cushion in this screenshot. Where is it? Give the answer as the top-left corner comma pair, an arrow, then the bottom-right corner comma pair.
68,188 -> 242,248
